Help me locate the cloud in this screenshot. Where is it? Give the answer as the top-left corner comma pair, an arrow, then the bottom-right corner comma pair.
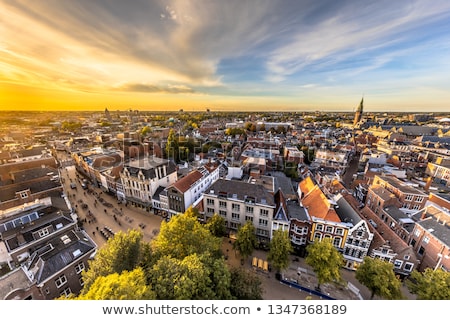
115,82 -> 195,94
264,1 -> 450,82
1,0 -> 450,111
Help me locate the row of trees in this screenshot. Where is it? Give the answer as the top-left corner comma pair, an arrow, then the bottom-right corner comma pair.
231,219 -> 450,300
63,205 -> 449,300
65,208 -> 263,300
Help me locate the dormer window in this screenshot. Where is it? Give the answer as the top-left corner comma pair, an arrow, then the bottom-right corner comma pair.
19,191 -> 28,199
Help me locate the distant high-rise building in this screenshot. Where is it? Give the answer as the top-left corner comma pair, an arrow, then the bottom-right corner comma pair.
353,97 -> 364,127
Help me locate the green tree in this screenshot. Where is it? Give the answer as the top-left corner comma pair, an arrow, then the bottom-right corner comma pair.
406,268 -> 450,300
233,221 -> 257,263
150,252 -> 232,300
165,128 -> 179,161
150,254 -> 212,299
267,229 -> 293,273
305,238 -> 343,290
152,209 -> 221,260
229,266 -> 263,300
206,213 -> 227,237
355,256 -> 403,300
76,268 -> 155,300
81,230 -> 147,293
140,125 -> 151,136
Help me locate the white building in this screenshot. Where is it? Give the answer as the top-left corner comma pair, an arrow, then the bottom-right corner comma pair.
120,156 -> 177,211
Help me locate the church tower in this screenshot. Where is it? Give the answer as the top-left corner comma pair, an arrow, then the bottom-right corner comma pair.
353,97 -> 363,127
105,107 -> 112,121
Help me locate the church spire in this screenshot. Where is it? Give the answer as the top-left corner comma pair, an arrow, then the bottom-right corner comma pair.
353,97 -> 364,127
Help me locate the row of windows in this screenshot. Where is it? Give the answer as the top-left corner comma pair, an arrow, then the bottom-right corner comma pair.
315,224 -> 344,235
401,203 -> 422,210
292,225 -> 308,235
292,235 -> 307,245
313,233 -> 342,247
393,259 -> 414,271
55,262 -> 85,289
208,199 -> 268,217
404,194 -> 425,202
344,247 -> 366,259
346,238 -> 369,248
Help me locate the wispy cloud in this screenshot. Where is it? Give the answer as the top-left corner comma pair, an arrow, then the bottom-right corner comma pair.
115,82 -> 195,94
1,0 -> 450,111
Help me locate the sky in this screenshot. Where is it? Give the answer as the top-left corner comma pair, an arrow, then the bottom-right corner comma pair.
1,0 -> 450,113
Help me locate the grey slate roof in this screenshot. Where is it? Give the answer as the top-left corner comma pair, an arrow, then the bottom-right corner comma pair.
417,217 -> 450,247
27,229 -> 96,284
335,195 -> 362,226
205,179 -> 275,207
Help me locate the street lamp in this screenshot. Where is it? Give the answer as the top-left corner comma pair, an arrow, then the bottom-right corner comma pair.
434,253 -> 449,271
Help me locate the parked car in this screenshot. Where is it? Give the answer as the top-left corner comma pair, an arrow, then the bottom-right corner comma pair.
70,182 -> 77,189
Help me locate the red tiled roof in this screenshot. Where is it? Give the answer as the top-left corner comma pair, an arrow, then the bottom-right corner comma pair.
302,186 -> 340,222
299,176 -> 315,195
171,170 -> 203,193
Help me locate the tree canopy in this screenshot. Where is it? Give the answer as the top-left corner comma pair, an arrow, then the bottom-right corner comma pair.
267,229 -> 293,273
77,268 -> 155,300
233,221 -> 257,261
355,256 -> 403,300
406,268 -> 450,300
81,229 -> 148,293
70,208 -> 262,300
151,208 -> 221,260
206,213 -> 228,237
305,238 -> 343,290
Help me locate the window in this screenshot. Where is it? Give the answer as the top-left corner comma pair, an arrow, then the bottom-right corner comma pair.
404,262 -> 414,272
60,287 -> 72,298
405,194 -> 414,201
257,229 -> 269,237
415,196 -> 424,203
206,198 -> 215,206
38,228 -> 49,238
336,228 -> 344,236
394,260 -> 403,268
414,229 -> 420,237
356,230 -> 363,237
259,219 -> 268,227
245,216 -> 253,222
207,208 -> 215,214
315,224 -> 323,231
418,246 -> 425,255
412,204 -> 421,210
19,191 -> 28,199
245,206 -> 254,214
260,209 -> 269,217
219,201 -> 227,208
232,212 -> 240,220
333,237 -> 342,247
55,275 -> 67,288
423,236 -> 430,244
232,203 -> 240,211
325,226 -> 333,233
219,210 -> 227,218
404,255 -> 410,261
75,262 -> 85,274
229,222 -> 239,230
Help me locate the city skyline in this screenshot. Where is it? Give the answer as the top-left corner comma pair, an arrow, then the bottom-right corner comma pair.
1,0 -> 450,112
